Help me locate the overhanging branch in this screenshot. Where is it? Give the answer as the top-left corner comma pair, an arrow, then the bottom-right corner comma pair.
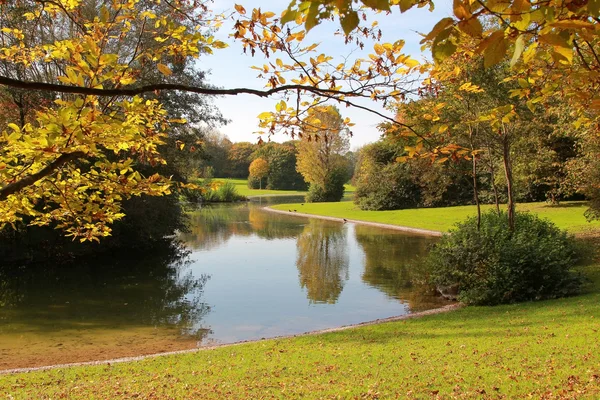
0,75 -> 385,100
0,151 -> 86,201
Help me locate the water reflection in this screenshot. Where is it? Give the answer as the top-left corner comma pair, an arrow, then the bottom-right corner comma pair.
181,203 -> 308,251
296,220 -> 349,304
1,201 -> 450,369
0,241 -> 210,338
354,225 -> 442,312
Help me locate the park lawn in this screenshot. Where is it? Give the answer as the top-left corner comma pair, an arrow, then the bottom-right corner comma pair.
1,262 -> 599,399
271,201 -> 600,234
213,178 -> 355,198
217,178 -> 307,197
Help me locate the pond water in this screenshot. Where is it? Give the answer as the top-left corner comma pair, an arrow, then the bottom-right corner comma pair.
0,198 -> 447,370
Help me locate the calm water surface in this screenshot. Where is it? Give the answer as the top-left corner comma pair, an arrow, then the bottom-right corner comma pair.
0,198 -> 447,368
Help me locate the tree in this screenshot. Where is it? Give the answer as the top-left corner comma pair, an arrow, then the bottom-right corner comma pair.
296,106 -> 350,202
251,141 -> 307,190
226,142 -> 256,178
2,0 -> 600,238
248,158 -> 269,189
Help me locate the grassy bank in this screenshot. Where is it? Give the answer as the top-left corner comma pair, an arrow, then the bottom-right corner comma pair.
271,201 -> 600,235
214,178 -> 355,198
1,262 -> 599,398
212,178 -> 307,197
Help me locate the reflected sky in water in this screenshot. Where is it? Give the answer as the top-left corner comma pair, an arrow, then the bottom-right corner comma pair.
181,202 -> 446,344
0,199 -> 448,367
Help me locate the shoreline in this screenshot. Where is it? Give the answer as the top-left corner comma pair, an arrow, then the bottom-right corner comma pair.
263,206 -> 443,237
0,304 -> 459,375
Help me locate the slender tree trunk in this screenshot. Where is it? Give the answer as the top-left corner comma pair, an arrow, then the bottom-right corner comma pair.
487,143 -> 501,214
501,126 -> 515,230
472,153 -> 481,230
469,128 -> 481,230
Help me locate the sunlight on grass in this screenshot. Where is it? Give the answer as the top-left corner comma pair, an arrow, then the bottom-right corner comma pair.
271,201 -> 600,234
2,263 -> 599,398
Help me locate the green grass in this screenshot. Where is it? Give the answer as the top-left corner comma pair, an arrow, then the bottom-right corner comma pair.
213,178 -> 307,197
271,201 -> 600,234
2,263 -> 599,398
211,178 -> 355,198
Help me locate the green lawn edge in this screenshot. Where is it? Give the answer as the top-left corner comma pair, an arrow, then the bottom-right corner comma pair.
270,200 -> 600,234
2,263 -> 599,398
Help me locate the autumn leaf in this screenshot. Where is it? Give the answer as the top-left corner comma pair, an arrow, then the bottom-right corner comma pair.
157,63 -> 173,76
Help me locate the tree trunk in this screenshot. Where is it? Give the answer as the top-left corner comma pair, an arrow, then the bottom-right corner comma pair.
487,144 -> 501,214
472,153 -> 481,230
501,129 -> 515,230
469,128 -> 481,230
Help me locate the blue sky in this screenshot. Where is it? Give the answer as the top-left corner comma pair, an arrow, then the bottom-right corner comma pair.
201,0 -> 453,149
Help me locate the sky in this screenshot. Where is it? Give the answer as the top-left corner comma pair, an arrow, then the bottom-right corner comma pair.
200,0 -> 453,149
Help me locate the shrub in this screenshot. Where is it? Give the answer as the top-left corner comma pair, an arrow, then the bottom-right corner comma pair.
247,175 -> 262,189
305,168 -> 346,203
427,211 -> 582,305
215,181 -> 244,202
354,163 -> 420,210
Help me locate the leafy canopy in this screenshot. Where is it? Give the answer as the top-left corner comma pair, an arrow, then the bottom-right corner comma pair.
1,0 -> 599,239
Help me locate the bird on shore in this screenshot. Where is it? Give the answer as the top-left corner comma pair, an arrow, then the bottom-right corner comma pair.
343,218 -> 348,223
288,209 -> 291,212
294,209 -> 297,212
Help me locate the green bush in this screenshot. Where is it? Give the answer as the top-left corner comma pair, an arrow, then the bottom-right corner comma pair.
427,211 -> 582,305
216,181 -> 244,202
305,168 -> 346,203
247,175 -> 262,189
354,163 -> 420,210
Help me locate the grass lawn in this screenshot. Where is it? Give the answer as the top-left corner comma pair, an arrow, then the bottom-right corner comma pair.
1,263 -> 599,398
212,178 -> 355,198
216,178 -> 307,197
271,201 -> 600,235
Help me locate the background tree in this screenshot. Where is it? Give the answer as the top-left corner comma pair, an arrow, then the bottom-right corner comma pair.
226,142 -> 256,178
296,106 -> 351,202
248,158 -> 269,190
250,141 -> 307,190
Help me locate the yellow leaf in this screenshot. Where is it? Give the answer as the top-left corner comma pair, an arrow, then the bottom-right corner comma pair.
157,63 -> 172,76
234,4 -> 246,14
257,111 -> 272,120
404,58 -> 419,68
482,31 -> 507,68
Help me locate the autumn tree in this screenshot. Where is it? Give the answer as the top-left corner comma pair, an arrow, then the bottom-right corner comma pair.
226,142 -> 256,178
296,106 -> 350,202
3,0 -> 600,239
248,157 -> 269,189
250,141 -> 306,190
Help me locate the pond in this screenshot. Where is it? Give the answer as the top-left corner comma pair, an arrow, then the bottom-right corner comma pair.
0,198 -> 447,370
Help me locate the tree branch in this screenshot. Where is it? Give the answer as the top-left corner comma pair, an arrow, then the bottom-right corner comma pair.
0,75 -> 373,100
0,151 -> 86,201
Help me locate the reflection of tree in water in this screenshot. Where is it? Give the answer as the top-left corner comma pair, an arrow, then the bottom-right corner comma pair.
181,203 -> 253,251
181,204 -> 305,250
0,240 -> 211,339
250,208 -> 306,240
354,225 -> 447,312
296,220 -> 349,304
